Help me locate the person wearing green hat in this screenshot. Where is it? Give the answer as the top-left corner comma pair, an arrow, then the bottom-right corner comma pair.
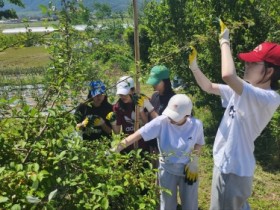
138,65 -> 175,154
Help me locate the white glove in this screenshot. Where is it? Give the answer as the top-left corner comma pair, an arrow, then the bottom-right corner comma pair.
135,94 -> 154,113
188,46 -> 199,72
184,156 -> 199,185
144,99 -> 154,113
219,19 -> 230,46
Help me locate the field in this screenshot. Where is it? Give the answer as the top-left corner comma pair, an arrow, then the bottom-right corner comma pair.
0,46 -> 279,209
0,47 -> 50,69
0,47 -> 49,86
0,21 -> 59,30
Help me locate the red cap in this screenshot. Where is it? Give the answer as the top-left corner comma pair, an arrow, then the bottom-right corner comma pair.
238,42 -> 280,66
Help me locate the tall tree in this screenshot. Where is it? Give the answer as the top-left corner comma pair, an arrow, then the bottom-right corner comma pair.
0,0 -> 24,19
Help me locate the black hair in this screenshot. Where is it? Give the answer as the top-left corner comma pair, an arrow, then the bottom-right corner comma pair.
264,62 -> 280,90
117,93 -> 135,112
87,91 -> 92,100
162,78 -> 175,95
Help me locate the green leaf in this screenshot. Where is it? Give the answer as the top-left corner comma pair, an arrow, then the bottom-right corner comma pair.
11,204 -> 21,210
58,59 -> 64,63
58,150 -> 66,158
71,156 -> 78,161
139,203 -> 145,209
39,5 -> 48,14
26,195 -> 41,204
33,163 -> 40,172
77,188 -> 83,194
32,180 -> 39,190
101,197 -> 109,209
0,196 -> 9,203
30,173 -> 37,182
0,167 -> 5,174
124,180 -> 129,186
38,170 -> 49,181
24,132 -> 28,140
48,189 -> 58,202
56,177 -> 62,183
93,204 -> 101,210
139,182 -> 144,190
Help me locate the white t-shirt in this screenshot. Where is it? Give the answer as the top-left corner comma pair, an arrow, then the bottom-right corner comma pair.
139,115 -> 204,176
214,82 -> 280,177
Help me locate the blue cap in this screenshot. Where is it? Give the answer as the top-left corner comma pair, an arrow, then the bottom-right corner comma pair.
89,80 -> 106,97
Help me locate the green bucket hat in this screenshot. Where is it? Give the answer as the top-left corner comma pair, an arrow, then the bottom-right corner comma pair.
146,65 -> 170,85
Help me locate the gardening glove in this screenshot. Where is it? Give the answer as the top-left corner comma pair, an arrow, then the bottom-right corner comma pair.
92,116 -> 105,127
106,112 -> 117,126
188,46 -> 199,72
218,18 -> 230,46
184,155 -> 199,185
79,115 -> 105,128
76,117 -> 89,130
133,94 -> 154,112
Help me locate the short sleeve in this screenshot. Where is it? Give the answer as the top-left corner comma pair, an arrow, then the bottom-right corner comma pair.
113,103 -> 122,126
219,84 -> 234,108
195,119 -> 205,146
139,116 -> 162,141
74,103 -> 86,122
237,82 -> 280,114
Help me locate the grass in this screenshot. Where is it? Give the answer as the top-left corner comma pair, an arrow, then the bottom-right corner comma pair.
0,46 -> 50,69
0,46 -> 49,86
197,145 -> 280,209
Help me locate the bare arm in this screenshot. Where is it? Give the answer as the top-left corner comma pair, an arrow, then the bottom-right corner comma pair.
100,123 -> 112,134
148,109 -> 158,120
112,125 -> 121,134
113,130 -> 142,152
192,69 -> 221,95
189,46 -> 220,95
193,144 -> 203,156
140,111 -> 148,124
220,43 -> 243,95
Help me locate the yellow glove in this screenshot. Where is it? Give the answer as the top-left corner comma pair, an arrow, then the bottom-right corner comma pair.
106,112 -> 117,125
76,117 -> 89,130
93,116 -> 104,127
218,18 -> 229,46
137,94 -> 148,107
78,115 -> 104,129
219,18 -> 227,33
188,46 -> 199,72
134,94 -> 154,112
184,156 -> 198,185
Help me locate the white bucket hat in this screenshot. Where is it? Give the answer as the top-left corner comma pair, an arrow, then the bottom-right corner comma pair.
116,76 -> 134,95
162,94 -> 192,122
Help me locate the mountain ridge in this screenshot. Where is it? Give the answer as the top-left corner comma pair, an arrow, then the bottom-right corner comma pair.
3,0 -> 140,16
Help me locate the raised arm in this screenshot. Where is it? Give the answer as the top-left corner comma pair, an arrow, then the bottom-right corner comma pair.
188,47 -> 221,95
219,19 -> 243,95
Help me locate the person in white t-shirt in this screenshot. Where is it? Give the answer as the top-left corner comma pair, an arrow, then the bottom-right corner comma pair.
188,20 -> 280,210
112,94 -> 205,210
